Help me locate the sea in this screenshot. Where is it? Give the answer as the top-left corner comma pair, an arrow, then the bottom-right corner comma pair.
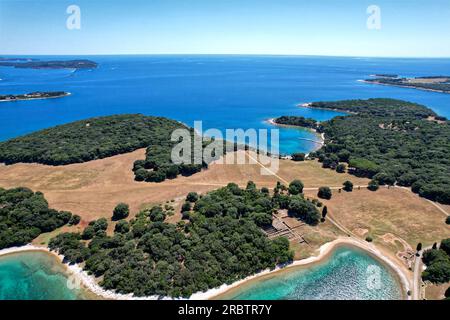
1,55 -> 450,155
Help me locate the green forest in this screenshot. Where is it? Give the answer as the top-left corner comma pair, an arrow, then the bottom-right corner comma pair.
49,181 -> 320,298
297,98 -> 449,204
0,114 -> 184,165
0,187 -> 72,249
422,239 -> 450,284
0,114 -> 212,182
274,116 -> 318,129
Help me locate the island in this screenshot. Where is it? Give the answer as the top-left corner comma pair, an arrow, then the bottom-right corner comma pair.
363,75 -> 450,93
0,59 -> 98,69
0,91 -> 70,102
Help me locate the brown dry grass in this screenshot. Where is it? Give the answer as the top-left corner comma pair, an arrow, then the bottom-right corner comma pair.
304,187 -> 450,250
425,283 -> 448,300
0,149 -> 367,224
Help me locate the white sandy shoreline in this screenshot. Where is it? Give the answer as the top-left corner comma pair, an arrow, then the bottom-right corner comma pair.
0,238 -> 411,300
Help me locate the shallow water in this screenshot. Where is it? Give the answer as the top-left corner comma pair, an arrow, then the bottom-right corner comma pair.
1,55 -> 449,155
218,246 -> 403,300
0,251 -> 86,300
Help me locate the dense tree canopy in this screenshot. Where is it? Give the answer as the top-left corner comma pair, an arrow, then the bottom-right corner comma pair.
0,187 -> 72,249
0,114 -> 184,166
48,182 -> 308,298
48,182 -> 325,298
274,116 -> 317,128
422,238 -> 450,284
308,99 -> 450,204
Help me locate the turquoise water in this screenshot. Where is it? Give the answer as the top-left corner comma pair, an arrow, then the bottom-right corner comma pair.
0,251 -> 86,300
1,55 -> 450,155
220,246 -> 403,300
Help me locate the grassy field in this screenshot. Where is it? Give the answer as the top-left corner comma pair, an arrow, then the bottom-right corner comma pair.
0,149 -> 368,224
304,187 -> 449,255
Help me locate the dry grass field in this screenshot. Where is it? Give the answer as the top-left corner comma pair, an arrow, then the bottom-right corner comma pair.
304,187 -> 449,257
0,149 -> 368,224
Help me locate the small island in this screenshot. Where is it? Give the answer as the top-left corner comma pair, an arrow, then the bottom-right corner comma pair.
0,59 -> 98,69
0,91 -> 70,102
363,75 -> 450,93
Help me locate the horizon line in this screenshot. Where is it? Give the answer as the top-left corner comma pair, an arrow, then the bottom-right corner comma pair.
1,53 -> 450,59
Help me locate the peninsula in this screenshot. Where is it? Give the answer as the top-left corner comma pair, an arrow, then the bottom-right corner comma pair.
0,91 -> 70,102
0,59 -> 98,69
363,75 -> 450,94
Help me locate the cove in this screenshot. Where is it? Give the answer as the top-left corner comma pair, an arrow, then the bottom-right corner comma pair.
215,245 -> 404,300
0,251 -> 87,300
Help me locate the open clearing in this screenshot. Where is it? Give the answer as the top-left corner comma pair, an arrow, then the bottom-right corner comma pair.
304,187 -> 449,267
0,149 -> 368,223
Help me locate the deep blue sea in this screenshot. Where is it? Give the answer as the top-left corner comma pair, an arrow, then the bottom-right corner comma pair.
1,55 -> 450,154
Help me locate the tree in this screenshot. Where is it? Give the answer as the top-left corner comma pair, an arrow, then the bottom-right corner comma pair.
288,196 -> 320,225
68,214 -> 81,226
417,242 -> 423,253
318,187 -> 332,200
181,202 -> 191,213
149,206 -> 166,222
186,192 -> 199,203
321,206 -> 328,222
114,220 -> 130,233
343,181 -> 353,192
441,239 -> 450,256
288,180 -> 304,195
368,180 -> 379,191
291,153 -> 305,161
112,203 -> 129,221
81,226 -> 95,240
336,163 -> 346,173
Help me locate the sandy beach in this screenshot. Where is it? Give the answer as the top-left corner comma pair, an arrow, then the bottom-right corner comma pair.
203,237 -> 411,300
0,237 -> 411,300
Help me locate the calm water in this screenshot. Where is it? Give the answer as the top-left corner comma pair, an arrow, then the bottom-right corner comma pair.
1,55 -> 450,154
219,246 -> 403,300
0,251 -> 86,300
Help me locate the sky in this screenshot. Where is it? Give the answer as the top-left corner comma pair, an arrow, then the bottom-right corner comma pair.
1,0 -> 450,57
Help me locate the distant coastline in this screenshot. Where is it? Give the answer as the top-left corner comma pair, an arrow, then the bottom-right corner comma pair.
360,79 -> 450,94
0,91 -> 71,103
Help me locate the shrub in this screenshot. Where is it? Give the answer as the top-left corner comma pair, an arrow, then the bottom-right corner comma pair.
289,180 -> 304,195
112,203 -> 130,221
186,192 -> 199,203
317,187 -> 332,200
368,180 -> 379,191
343,181 -> 353,192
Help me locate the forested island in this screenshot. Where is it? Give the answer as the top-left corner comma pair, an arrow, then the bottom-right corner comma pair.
0,187 -> 73,249
0,91 -> 70,102
273,116 -> 318,129
48,181 -> 320,298
364,75 -> 450,93
0,59 -> 98,69
288,99 -> 450,204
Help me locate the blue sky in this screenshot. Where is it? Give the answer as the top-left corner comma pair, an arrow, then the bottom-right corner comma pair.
1,0 -> 449,57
